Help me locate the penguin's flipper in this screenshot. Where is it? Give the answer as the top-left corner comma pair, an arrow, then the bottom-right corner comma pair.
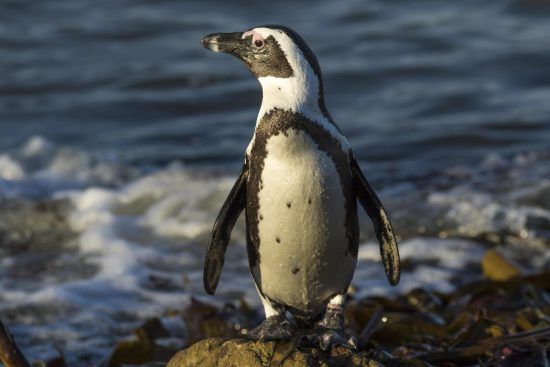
203,162 -> 248,294
350,156 -> 400,285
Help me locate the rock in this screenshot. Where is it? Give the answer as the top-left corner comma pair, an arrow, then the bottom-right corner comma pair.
107,318 -> 178,367
182,298 -> 257,345
167,338 -> 382,367
167,338 -> 224,367
481,249 -> 522,281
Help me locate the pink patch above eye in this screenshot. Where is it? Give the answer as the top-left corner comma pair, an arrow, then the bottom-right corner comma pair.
242,30 -> 264,44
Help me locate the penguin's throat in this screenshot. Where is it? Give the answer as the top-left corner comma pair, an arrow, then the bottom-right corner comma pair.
257,76 -> 322,118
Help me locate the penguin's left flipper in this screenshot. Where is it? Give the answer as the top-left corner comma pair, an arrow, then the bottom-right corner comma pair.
203,161 -> 248,295
350,156 -> 400,285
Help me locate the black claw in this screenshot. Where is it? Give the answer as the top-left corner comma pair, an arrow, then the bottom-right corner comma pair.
245,315 -> 294,341
316,306 -> 357,350
318,329 -> 358,351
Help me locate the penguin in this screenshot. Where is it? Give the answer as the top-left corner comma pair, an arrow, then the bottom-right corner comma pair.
201,25 -> 400,347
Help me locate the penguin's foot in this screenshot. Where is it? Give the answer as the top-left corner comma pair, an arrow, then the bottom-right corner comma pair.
318,304 -> 344,330
295,328 -> 358,350
315,304 -> 358,350
244,314 -> 294,341
317,328 -> 358,351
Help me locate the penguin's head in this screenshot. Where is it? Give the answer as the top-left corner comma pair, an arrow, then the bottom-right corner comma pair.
202,25 -> 327,115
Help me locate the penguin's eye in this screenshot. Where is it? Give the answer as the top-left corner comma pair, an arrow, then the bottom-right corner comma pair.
254,39 -> 265,48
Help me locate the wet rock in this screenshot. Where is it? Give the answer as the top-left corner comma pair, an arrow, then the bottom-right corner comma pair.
113,269 -> 550,366
481,249 -> 523,281
107,318 -> 178,367
182,298 -> 259,345
167,338 -> 381,367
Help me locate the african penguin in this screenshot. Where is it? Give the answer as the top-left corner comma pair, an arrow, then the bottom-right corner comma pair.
202,25 -> 400,347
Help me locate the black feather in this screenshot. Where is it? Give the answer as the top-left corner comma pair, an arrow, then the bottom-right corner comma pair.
203,162 -> 248,294
351,156 -> 400,285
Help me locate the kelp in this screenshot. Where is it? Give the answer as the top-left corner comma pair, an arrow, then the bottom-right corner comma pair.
106,318 -> 177,367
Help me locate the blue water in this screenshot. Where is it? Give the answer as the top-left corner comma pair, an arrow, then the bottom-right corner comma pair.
0,0 -> 549,364
2,0 -> 549,177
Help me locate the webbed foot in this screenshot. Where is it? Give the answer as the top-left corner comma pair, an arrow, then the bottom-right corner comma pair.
245,314 -> 294,341
316,304 -> 357,350
318,303 -> 344,330
317,328 -> 358,351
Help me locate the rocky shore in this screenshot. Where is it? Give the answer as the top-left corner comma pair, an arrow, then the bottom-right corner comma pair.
167,338 -> 380,367
1,250 -> 548,367
164,250 -> 549,367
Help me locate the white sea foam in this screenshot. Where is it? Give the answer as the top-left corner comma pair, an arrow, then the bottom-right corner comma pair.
0,154 -> 25,180
354,237 -> 485,298
119,164 -> 238,239
0,136 -> 548,364
435,190 -> 543,231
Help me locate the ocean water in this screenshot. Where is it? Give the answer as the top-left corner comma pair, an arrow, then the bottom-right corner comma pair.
0,0 -> 549,364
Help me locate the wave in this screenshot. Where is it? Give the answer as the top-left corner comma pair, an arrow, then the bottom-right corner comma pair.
0,136 -> 548,364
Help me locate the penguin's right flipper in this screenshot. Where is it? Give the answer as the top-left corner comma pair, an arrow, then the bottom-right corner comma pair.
203,162 -> 248,294
350,156 -> 400,286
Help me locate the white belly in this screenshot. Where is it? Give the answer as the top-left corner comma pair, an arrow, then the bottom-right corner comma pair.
252,128 -> 356,318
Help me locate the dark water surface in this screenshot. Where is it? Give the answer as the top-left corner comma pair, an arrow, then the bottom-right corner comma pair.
0,0 -> 549,364
1,0 -> 549,177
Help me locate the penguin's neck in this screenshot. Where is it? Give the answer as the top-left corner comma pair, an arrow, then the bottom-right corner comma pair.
256,72 -> 323,122
247,73 -> 350,155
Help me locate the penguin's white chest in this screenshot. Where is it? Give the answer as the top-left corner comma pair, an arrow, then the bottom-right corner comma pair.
252,128 -> 356,317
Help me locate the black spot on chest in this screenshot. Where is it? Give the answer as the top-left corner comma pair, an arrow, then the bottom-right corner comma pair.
245,109 -> 359,271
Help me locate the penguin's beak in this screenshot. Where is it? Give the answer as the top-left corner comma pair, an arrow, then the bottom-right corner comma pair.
202,32 -> 244,54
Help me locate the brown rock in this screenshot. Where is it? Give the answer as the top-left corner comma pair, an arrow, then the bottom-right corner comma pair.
481,249 -> 522,281
167,337 -> 226,367
167,338 -> 381,367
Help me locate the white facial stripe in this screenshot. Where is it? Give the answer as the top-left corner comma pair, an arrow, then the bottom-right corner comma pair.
254,28 -> 304,74
242,30 -> 264,44
253,27 -> 318,115
247,27 -> 350,152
